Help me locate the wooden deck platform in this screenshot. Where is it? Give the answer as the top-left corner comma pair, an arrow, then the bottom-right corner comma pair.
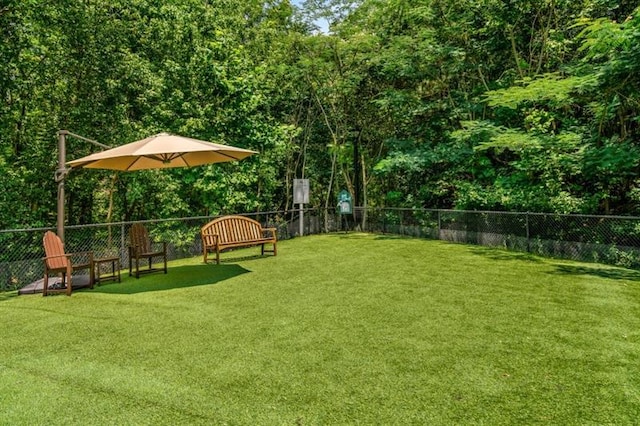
18,275 -> 93,295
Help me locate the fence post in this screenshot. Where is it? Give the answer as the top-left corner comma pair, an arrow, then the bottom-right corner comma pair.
437,210 -> 441,240
120,222 -> 126,264
382,210 -> 386,233
526,211 -> 530,253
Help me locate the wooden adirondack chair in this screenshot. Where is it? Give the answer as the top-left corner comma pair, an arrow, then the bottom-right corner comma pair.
42,231 -> 94,296
128,223 -> 167,278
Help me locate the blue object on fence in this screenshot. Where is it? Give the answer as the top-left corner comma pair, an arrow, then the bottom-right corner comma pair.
338,190 -> 352,214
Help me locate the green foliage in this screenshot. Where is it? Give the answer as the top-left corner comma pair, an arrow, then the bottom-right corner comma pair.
484,74 -> 598,109
0,0 -> 294,228
450,120 -> 589,212
3,1 -> 640,228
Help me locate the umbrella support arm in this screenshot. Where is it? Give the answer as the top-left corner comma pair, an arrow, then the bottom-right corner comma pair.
56,130 -> 111,242
59,130 -> 111,150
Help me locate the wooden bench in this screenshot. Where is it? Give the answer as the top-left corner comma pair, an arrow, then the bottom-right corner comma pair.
201,215 -> 277,264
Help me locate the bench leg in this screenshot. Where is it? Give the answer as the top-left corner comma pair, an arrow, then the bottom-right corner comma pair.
216,248 -> 220,265
260,242 -> 276,256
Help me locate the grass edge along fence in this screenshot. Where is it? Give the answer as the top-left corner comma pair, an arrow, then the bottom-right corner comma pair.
366,208 -> 640,269
2,208 -> 640,291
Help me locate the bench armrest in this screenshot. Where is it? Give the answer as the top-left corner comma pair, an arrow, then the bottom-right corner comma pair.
201,231 -> 219,245
262,227 -> 277,238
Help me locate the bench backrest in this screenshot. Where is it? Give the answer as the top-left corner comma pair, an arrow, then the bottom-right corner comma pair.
130,223 -> 151,253
43,231 -> 68,270
202,216 -> 264,244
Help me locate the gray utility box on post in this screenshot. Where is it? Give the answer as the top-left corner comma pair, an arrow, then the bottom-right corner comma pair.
294,179 -> 309,236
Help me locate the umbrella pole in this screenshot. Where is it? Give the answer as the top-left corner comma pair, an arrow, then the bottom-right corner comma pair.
55,130 -> 111,243
56,131 -> 67,242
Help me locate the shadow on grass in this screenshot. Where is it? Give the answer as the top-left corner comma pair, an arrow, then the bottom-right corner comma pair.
469,246 -> 544,263
470,245 -> 640,282
469,244 -> 640,281
92,263 -> 250,295
372,234 -> 411,240
219,254 -> 274,263
548,264 -> 640,282
331,232 -> 409,240
0,291 -> 19,302
321,232 -> 374,239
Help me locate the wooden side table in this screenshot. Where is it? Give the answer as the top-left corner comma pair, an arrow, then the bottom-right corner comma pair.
94,256 -> 121,284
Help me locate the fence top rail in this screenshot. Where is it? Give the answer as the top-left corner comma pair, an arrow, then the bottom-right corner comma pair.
0,225 -> 55,234
364,207 -> 640,221
0,211 -> 286,235
3,208 -> 640,235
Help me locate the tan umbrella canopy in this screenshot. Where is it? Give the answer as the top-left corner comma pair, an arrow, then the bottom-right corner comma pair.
57,132 -> 256,241
67,132 -> 256,171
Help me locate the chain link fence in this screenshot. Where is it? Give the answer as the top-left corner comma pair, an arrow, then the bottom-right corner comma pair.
0,212 -> 292,292
3,208 -> 640,292
359,208 -> 640,269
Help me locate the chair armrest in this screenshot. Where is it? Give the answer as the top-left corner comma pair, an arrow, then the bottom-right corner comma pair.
42,253 -> 71,262
128,244 -> 141,256
43,251 -> 93,261
67,250 -> 94,258
149,241 -> 167,252
43,251 -> 93,271
129,242 -> 166,254
68,251 -> 94,267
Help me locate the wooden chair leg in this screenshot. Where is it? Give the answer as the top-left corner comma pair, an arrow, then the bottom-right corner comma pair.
65,264 -> 72,296
129,248 -> 133,277
89,262 -> 95,289
66,275 -> 72,296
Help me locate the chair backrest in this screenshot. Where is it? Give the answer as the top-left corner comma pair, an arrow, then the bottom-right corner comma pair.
130,223 -> 151,253
43,231 -> 68,270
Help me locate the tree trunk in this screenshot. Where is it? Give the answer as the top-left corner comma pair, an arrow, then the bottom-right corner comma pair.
360,151 -> 367,231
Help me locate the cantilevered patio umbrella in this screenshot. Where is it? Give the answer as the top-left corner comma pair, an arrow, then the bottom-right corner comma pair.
57,132 -> 256,241
67,132 -> 256,171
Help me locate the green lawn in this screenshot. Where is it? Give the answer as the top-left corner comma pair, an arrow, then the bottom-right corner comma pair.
1,233 -> 639,424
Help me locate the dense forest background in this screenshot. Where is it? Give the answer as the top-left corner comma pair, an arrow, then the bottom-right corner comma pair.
1,0 -> 639,230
